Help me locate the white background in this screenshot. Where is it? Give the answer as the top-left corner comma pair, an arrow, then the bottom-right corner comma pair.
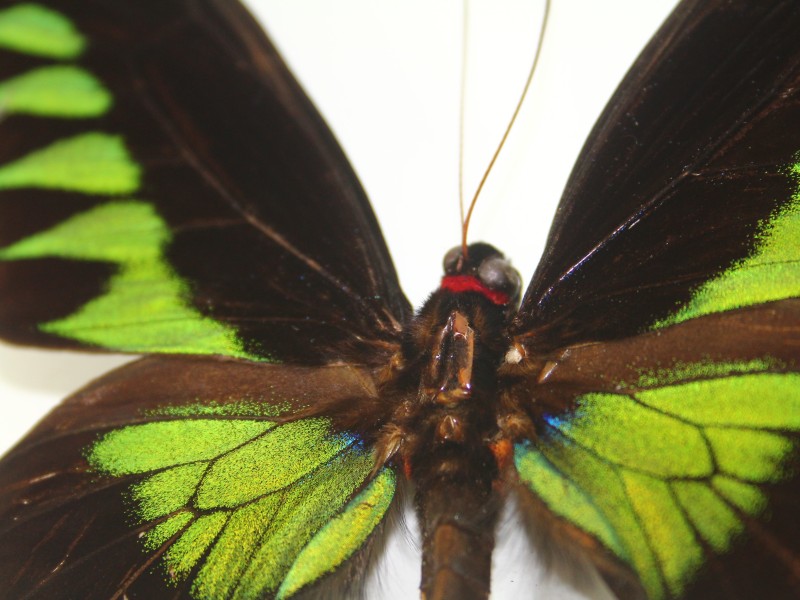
0,1 -> 678,597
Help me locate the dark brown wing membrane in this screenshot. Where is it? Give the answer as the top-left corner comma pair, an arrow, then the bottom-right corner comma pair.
511,0 -> 800,351
0,0 -> 409,364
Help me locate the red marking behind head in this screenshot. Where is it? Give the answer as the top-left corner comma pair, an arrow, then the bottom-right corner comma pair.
440,275 -> 509,305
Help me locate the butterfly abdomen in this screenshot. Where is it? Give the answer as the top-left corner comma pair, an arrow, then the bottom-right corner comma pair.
415,452 -> 498,600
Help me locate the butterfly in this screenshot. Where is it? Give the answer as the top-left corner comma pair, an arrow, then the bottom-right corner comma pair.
1,1 -> 800,599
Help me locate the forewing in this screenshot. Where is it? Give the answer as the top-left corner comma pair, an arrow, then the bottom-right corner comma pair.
0,356 -> 396,599
0,1 -> 409,364
511,0 -> 800,351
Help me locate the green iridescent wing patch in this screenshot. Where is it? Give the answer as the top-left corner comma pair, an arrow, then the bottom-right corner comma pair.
0,3 -> 84,59
517,358 -> 799,600
0,133 -> 138,193
0,4 -> 259,360
0,358 -> 392,595
655,159 -> 800,329
0,65 -> 110,117
86,404 -> 395,599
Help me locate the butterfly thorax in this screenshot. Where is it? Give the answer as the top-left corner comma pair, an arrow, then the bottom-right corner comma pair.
375,243 -> 522,600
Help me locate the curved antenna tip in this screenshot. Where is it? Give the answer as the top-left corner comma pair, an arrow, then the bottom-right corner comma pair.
458,0 -> 551,252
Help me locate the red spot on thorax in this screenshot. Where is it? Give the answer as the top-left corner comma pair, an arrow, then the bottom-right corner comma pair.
440,275 -> 509,305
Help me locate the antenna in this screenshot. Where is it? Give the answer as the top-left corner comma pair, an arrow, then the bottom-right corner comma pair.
458,0 -> 552,258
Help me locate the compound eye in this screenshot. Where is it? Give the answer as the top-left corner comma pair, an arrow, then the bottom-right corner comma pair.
442,245 -> 463,274
477,255 -> 522,299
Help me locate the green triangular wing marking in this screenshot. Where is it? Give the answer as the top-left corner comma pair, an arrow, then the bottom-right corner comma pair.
0,133 -> 139,194
636,373 -> 800,430
166,512 -> 232,580
517,435 -> 667,596
0,3 -> 84,59
89,419 -> 276,480
656,158 -> 800,328
276,469 -> 396,600
0,66 -> 111,117
146,511 -> 195,549
226,451 -> 377,599
194,419 -> 353,510
550,392 -> 714,478
514,448 -> 627,558
517,361 -> 798,599
671,481 -> 741,553
86,406 -> 395,599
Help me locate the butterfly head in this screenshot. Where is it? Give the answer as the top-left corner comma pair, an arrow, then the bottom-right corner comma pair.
440,242 -> 522,307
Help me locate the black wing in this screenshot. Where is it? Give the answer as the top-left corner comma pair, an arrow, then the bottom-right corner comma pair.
511,0 -> 800,350
0,0 -> 409,364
